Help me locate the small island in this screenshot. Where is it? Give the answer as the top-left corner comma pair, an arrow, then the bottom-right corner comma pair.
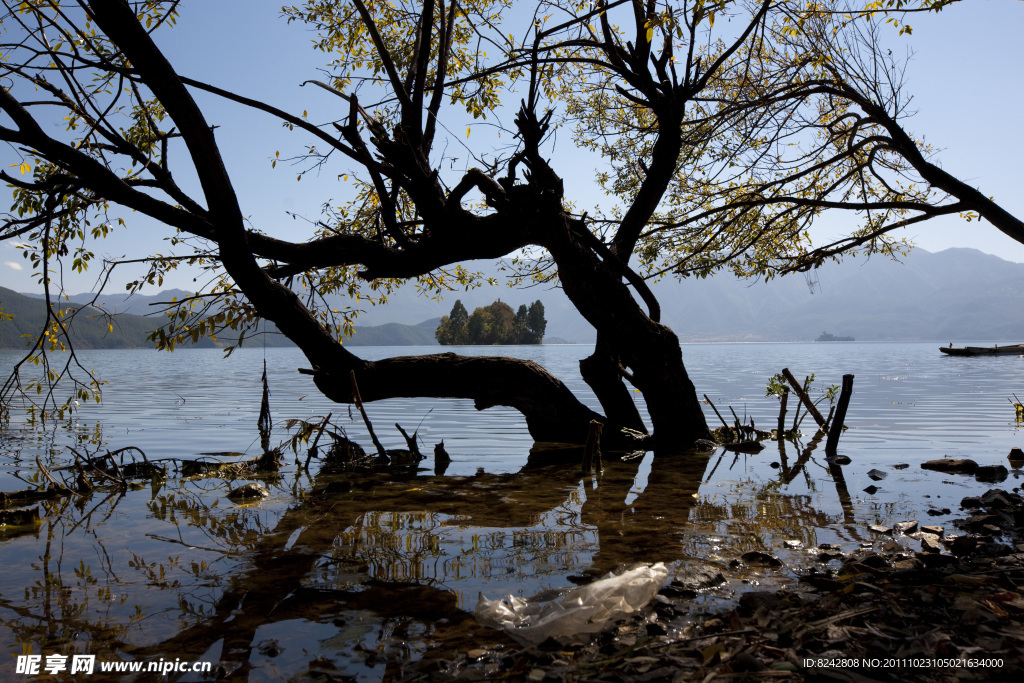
816,331 -> 855,342
436,299 -> 546,345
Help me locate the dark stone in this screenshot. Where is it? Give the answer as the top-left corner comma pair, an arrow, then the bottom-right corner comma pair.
227,482 -> 270,501
918,552 -> 959,568
645,622 -> 667,637
741,551 -> 783,568
963,514 -> 1002,532
739,591 -> 800,614
867,469 -> 887,481
857,553 -> 890,569
921,459 -> 979,474
961,496 -> 983,509
893,520 -> 919,534
673,564 -> 726,590
868,524 -> 892,535
893,463 -> 910,470
927,508 -> 951,516
980,489 -> 1020,508
949,535 -> 979,556
975,465 -> 1008,483
863,485 -> 879,495
1008,447 -> 1024,465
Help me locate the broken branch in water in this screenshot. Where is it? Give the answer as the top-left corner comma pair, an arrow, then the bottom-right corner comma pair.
350,370 -> 388,461
305,412 -> 333,468
825,374 -> 855,456
782,368 -> 828,432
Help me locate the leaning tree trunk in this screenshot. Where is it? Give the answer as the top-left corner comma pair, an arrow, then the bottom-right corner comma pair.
580,336 -> 648,433
543,214 -> 711,453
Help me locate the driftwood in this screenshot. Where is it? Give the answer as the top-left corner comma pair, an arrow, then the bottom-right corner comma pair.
580,420 -> 603,475
825,374 -> 854,455
350,370 -> 388,460
781,368 -> 828,432
777,386 -> 789,437
304,412 -> 333,468
703,394 -> 730,429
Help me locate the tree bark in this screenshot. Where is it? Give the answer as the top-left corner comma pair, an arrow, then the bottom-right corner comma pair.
312,352 -> 621,445
542,215 -> 711,452
579,337 -> 647,433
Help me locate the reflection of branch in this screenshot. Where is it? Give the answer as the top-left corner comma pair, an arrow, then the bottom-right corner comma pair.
145,533 -> 232,557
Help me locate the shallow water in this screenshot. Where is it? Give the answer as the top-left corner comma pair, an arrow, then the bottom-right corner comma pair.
1,342 -> 1022,679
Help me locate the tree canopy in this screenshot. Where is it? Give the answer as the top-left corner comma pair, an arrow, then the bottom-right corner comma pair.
437,300 -> 545,345
1,0 -> 1018,451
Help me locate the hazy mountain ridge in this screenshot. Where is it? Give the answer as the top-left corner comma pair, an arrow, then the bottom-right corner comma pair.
8,247 -> 1024,347
0,288 -> 440,349
329,247 -> 1024,342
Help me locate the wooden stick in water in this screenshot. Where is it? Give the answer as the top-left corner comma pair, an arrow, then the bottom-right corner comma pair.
350,371 -> 388,460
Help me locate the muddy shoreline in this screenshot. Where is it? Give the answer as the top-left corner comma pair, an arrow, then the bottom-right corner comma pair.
394,486 -> 1024,682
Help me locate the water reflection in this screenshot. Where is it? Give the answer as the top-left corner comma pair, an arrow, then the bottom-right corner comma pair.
4,429 -> 907,680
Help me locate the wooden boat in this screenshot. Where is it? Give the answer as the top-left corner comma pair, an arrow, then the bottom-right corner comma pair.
940,343 -> 1024,356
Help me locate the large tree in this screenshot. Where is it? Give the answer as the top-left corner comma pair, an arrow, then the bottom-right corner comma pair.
0,0 -> 1016,453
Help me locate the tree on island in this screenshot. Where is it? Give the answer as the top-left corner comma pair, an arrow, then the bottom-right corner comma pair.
437,300 -> 545,345
2,0 -> 1021,453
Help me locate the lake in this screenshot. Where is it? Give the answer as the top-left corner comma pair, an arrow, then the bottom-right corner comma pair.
1,342 -> 1022,679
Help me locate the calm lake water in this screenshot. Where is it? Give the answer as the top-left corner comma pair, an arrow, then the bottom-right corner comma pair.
1,342 -> 1022,679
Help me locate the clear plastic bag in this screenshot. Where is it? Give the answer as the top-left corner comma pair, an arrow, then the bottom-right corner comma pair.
475,563 -> 668,644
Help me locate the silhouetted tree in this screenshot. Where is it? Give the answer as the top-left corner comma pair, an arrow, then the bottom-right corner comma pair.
2,0 -> 1015,452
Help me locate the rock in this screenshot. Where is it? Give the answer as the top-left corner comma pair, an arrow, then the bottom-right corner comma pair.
784,540 -> 803,548
975,465 -> 1008,483
949,535 -> 979,556
857,553 -> 890,569
920,534 -> 943,553
893,463 -> 910,470
961,496 -> 983,509
980,489 -> 1020,508
827,455 -> 851,465
893,520 -> 918,534
921,459 -> 978,474
921,525 -> 944,537
741,551 -> 783,568
893,557 -> 925,571
867,469 -> 887,481
962,514 -> 1002,532
227,482 -> 269,501
739,591 -> 800,614
918,553 -> 958,568
1008,447 -> 1024,466
863,485 -> 879,495
927,508 -> 951,516
673,564 -> 726,590
868,524 -> 892,535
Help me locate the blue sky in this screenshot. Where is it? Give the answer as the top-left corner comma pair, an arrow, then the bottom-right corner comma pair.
1,0 -> 1022,295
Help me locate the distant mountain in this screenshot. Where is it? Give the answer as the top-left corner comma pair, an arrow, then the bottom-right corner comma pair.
303,247 -> 1024,342
344,318 -> 440,346
0,287 -> 207,350
1,288 -> 441,350
10,247 -> 1024,346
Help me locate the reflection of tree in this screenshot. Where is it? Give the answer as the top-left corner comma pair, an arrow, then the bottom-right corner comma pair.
2,442 -> 867,677
0,495 -> 144,664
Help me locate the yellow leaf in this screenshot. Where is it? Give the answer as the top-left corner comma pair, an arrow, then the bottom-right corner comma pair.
19,162 -> 30,175
466,126 -> 471,138
709,11 -> 715,27
645,26 -> 653,42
